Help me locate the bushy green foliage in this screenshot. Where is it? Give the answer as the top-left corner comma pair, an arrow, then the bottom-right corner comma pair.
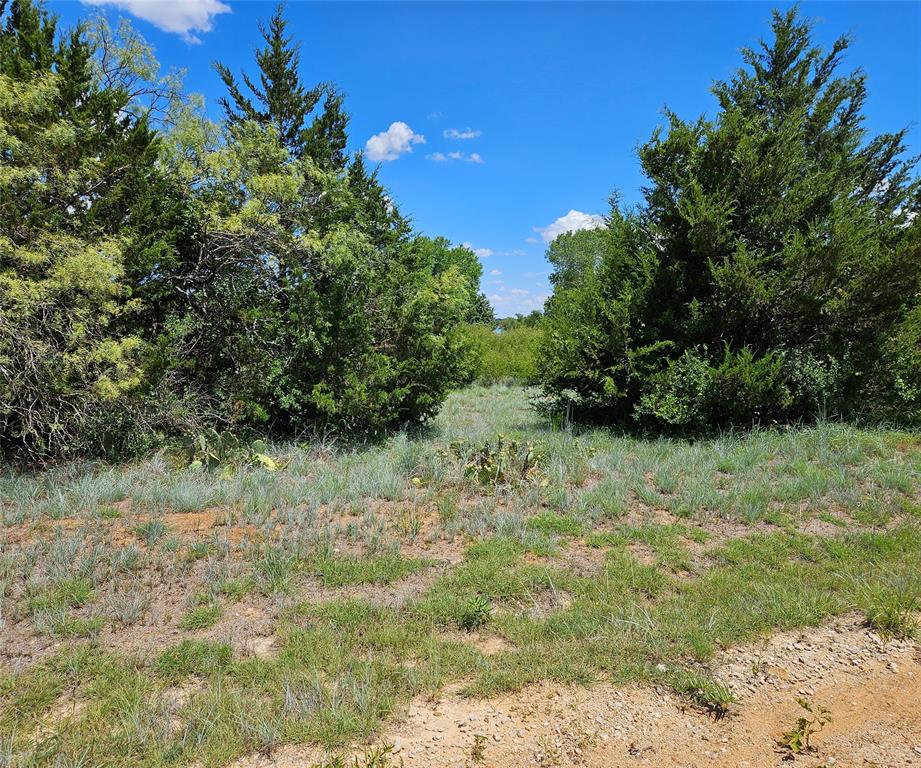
0,0 -> 157,459
539,9 -> 921,431
0,1 -> 482,461
459,323 -> 542,384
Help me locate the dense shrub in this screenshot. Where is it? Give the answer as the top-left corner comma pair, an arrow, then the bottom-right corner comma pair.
0,1 -> 484,460
0,4 -> 158,458
460,324 -> 542,384
539,9 -> 921,431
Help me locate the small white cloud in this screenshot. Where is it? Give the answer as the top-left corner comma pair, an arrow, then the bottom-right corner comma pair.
426,150 -> 484,164
365,122 -> 425,162
509,288 -> 529,296
81,0 -> 230,43
444,127 -> 482,140
489,269 -> 502,276
534,209 -> 605,244
427,111 -> 443,120
462,241 -> 493,258
524,236 -> 539,245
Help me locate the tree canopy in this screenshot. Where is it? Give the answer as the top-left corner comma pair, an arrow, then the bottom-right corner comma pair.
539,8 -> 920,430
0,0 -> 485,461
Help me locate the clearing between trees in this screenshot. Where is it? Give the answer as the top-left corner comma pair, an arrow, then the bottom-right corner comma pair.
2,386 -> 919,767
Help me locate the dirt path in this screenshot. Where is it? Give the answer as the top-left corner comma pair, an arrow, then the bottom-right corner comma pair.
236,616 -> 920,768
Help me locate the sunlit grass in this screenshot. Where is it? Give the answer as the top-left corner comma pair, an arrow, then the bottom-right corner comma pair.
1,386 -> 919,766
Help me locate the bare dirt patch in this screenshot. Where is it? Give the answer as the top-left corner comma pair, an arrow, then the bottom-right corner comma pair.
237,616 -> 920,768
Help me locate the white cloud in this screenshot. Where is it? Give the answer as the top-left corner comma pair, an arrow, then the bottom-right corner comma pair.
524,237 -> 539,245
427,111 -> 443,120
534,210 -> 605,243
462,241 -> 493,259
444,127 -> 482,140
365,122 -> 425,162
489,269 -> 502,276
82,0 -> 230,43
426,150 -> 484,164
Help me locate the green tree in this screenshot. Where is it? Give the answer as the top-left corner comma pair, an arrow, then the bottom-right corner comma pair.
0,0 -> 161,459
414,236 -> 493,324
214,2 -> 345,167
539,8 -> 921,429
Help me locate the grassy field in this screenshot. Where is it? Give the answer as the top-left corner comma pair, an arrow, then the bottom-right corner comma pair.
1,385 -> 920,767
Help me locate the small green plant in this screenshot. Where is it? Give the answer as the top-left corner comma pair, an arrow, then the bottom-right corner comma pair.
183,429 -> 281,472
859,573 -> 920,639
134,519 -> 168,546
667,669 -> 735,719
527,512 -> 583,537
217,577 -> 253,601
179,602 -> 222,630
254,548 -> 298,595
452,434 -> 546,487
185,541 -> 216,562
33,609 -> 104,638
781,698 -> 832,755
315,744 -> 402,768
470,733 -> 487,762
458,595 -> 493,631
435,491 -> 459,523
27,577 -> 93,614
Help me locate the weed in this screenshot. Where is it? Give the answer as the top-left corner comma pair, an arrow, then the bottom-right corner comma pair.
435,491 -> 459,523
97,505 -> 122,520
315,744 -> 403,768
665,668 -> 735,718
134,519 -> 168,546
218,577 -> 253,601
254,547 -> 298,595
105,589 -> 151,626
470,733 -> 487,762
458,595 -> 493,631
780,698 -> 832,755
311,553 -> 428,588
27,577 -> 93,614
33,608 -> 104,638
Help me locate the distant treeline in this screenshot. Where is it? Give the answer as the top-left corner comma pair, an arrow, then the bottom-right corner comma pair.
461,312 -> 543,384
0,1 -> 493,461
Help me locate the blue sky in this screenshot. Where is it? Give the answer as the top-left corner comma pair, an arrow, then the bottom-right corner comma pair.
50,1 -> 921,316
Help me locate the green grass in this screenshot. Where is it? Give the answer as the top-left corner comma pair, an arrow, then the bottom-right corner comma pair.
179,602 -> 223,630
156,639 -> 234,683
309,552 -> 429,587
1,386 -> 920,767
